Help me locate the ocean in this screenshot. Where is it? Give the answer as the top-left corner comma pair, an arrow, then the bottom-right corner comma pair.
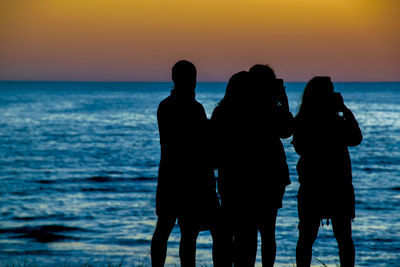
0,81 -> 399,266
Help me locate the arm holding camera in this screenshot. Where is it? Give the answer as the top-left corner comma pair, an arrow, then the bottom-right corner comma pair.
335,92 -> 363,146
276,79 -> 290,111
274,79 -> 293,139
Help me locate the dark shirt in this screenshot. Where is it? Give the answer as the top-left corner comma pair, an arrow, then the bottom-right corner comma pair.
293,108 -> 362,218
156,90 -> 218,217
211,101 -> 293,214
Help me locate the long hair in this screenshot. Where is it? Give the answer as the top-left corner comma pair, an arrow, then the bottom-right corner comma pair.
248,64 -> 276,80
296,76 -> 335,121
248,64 -> 278,106
217,71 -> 250,108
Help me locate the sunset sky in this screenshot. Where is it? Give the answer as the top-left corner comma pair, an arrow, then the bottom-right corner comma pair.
0,0 -> 399,82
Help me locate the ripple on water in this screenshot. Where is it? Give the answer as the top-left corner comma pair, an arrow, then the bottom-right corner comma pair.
1,82 -> 400,266
0,225 -> 87,243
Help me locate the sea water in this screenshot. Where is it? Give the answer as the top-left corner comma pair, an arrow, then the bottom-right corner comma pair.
0,81 -> 399,266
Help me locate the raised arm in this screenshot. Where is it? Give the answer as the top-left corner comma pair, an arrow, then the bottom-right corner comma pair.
276,109 -> 294,139
342,107 -> 363,146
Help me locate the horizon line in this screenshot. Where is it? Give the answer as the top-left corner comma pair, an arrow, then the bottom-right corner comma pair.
1,80 -> 400,83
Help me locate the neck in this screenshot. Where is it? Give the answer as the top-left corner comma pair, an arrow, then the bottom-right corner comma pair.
171,87 -> 195,100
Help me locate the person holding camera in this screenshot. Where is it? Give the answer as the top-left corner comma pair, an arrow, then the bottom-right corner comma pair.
211,65 -> 293,266
292,77 -> 362,267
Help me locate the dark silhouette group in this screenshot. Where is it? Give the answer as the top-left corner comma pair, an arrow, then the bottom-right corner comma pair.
151,60 -> 362,267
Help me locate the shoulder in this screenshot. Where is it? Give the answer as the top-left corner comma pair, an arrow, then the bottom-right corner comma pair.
159,95 -> 172,106
193,99 -> 205,109
211,105 -> 223,120
157,96 -> 174,118
192,99 -> 206,115
158,95 -> 174,110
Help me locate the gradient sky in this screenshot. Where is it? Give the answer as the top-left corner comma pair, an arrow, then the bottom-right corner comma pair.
0,0 -> 399,81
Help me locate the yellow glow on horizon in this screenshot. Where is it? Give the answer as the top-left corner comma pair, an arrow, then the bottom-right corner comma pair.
0,0 -> 399,81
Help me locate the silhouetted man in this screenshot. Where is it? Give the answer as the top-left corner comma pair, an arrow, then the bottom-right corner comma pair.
151,60 -> 220,267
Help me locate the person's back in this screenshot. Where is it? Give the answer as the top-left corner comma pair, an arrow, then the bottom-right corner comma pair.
212,71 -> 292,213
292,77 -> 362,220
246,65 -> 292,213
151,60 -> 219,267
293,76 -> 362,267
212,104 -> 289,213
157,91 -> 216,217
211,66 -> 293,266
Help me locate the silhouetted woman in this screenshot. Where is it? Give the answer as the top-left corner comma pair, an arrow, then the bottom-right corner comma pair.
211,71 -> 250,266
212,66 -> 293,266
151,60 -> 220,267
293,77 -> 362,267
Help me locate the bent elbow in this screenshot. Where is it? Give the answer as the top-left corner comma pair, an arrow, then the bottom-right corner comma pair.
348,132 -> 363,146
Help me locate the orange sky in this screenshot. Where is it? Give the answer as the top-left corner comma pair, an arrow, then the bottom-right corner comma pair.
0,0 -> 399,81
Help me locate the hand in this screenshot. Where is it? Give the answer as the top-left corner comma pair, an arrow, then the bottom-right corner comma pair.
277,88 -> 289,110
335,93 -> 346,112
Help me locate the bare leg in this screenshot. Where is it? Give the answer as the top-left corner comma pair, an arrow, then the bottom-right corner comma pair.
210,226 -> 221,267
296,218 -> 320,267
151,216 -> 176,267
259,209 -> 278,267
210,215 -> 234,267
332,217 -> 355,267
179,219 -> 199,267
213,209 -> 234,267
234,220 -> 258,267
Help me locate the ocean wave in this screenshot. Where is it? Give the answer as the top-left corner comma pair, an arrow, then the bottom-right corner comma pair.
34,176 -> 157,184
0,225 -> 86,243
11,214 -> 93,221
0,224 -> 85,234
115,238 -> 150,246
85,176 -> 113,182
83,176 -> 157,182
80,187 -> 115,192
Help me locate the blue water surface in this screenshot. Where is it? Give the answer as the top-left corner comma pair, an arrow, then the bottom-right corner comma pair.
0,81 -> 399,266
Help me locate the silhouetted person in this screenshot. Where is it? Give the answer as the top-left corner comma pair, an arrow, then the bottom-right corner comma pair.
211,71 -> 251,266
151,60 -> 220,267
293,77 -> 362,267
211,65 -> 293,266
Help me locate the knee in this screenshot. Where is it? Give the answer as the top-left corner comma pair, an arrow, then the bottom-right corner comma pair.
297,232 -> 317,248
153,227 -> 170,242
260,231 -> 276,247
180,228 -> 199,244
335,234 -> 353,247
298,225 -> 319,245
333,228 -> 353,246
261,227 -> 276,239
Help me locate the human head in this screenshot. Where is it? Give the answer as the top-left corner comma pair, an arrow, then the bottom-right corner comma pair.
171,60 -> 197,95
249,64 -> 277,101
219,71 -> 250,106
249,64 -> 276,80
297,76 -> 335,118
